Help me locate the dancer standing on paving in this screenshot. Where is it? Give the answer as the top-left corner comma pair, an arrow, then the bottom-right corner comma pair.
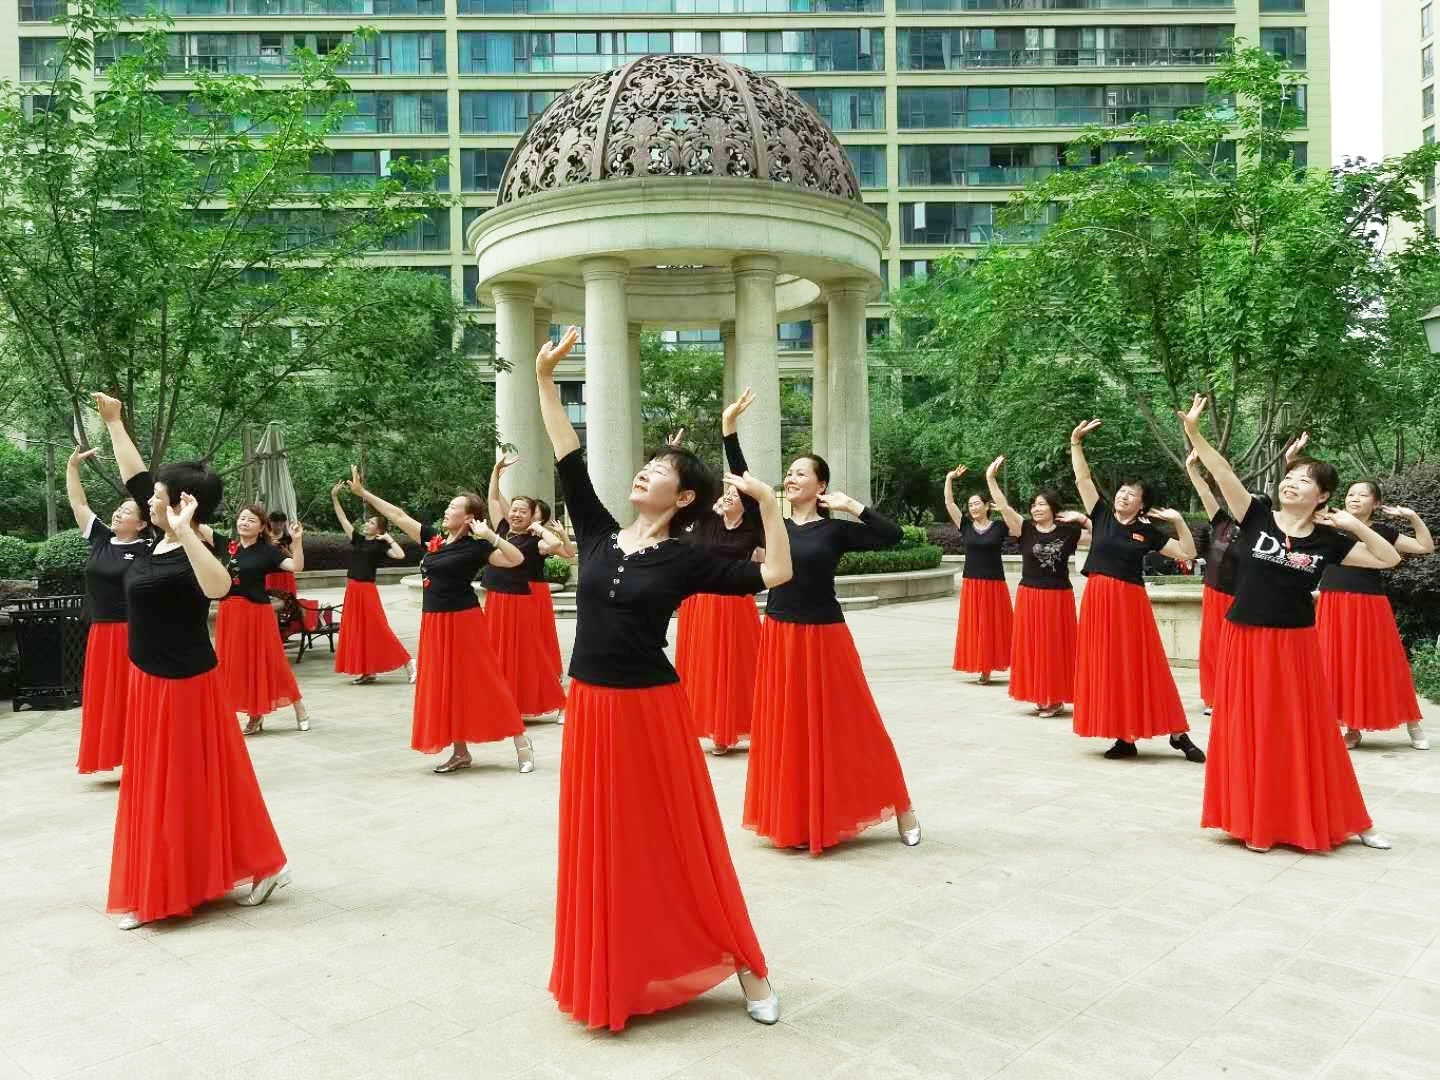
330,480 -> 414,685
946,458 -> 1013,686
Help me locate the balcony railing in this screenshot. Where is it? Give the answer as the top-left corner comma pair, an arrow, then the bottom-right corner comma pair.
130,52 -> 442,75
904,46 -> 1231,70
473,50 -> 880,74
902,105 -> 1220,129
903,164 -> 1066,186
461,0 -> 881,10
897,0 -> 1232,9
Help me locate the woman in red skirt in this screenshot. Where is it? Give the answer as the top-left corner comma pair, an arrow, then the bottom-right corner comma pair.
741,446 -> 921,854
536,327 -> 790,1030
1181,395 -> 1395,852
93,392 -> 289,930
214,506 -> 311,735
1185,449 -> 1236,716
1317,479 -> 1434,750
676,388 -> 766,755
350,471 -> 531,774
946,458 -> 1013,684
481,457 -> 567,720
263,511 -> 298,599
66,446 -> 149,774
330,480 -> 413,685
529,498 -> 571,697
1068,419 -> 1204,762
984,463 -> 1087,718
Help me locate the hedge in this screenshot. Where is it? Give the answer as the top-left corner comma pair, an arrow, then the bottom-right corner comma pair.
1379,463 -> 1440,649
35,529 -> 89,595
0,535 -> 36,580
1413,643 -> 1440,705
544,556 -> 571,586
838,543 -> 944,576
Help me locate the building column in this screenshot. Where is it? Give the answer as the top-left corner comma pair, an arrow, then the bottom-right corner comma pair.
581,256 -> 635,519
720,320 -> 737,409
628,322 -> 644,465
826,279 -> 872,507
809,300 -> 829,459
491,281 -> 551,505
531,308 -> 554,506
731,255 -> 781,484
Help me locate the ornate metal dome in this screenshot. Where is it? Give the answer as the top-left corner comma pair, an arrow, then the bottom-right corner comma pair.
496,54 -> 861,207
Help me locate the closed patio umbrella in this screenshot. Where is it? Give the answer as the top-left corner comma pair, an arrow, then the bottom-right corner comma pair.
254,421 -> 298,522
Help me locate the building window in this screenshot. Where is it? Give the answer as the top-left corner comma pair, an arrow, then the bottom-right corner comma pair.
1426,46 -> 1435,80
1426,5 -> 1435,40
305,149 -> 380,190
1427,172 -> 1437,202
1259,27 -> 1305,68
1428,206 -> 1437,236
385,148 -> 449,191
560,381 -> 586,426
1259,0 -> 1305,10
459,90 -> 556,134
19,37 -> 66,81
1427,127 -> 1436,146
461,148 -> 511,191
844,145 -> 886,188
462,264 -> 481,307
896,25 -> 1232,72
795,87 -> 884,131
339,93 -> 448,134
1425,86 -> 1435,120
20,0 -> 65,21
865,318 -> 889,344
462,206 -> 485,240
898,83 -> 1213,130
381,207 -> 450,252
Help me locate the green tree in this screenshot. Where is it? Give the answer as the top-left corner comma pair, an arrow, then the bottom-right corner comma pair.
887,47 -> 1440,494
639,335 -> 726,465
0,2 -> 452,481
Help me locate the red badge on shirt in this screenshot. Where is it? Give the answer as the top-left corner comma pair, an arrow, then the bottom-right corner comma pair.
426,535 -> 443,554
227,540 -> 239,557
1131,532 -> 1147,543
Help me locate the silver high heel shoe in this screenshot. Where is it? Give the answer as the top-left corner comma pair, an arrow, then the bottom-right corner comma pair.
117,912 -> 142,931
236,866 -> 291,907
739,971 -> 779,1025
295,709 -> 310,732
516,735 -> 535,774
899,818 -> 921,847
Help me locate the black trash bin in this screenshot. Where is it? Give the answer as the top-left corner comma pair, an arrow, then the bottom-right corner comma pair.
5,595 -> 88,711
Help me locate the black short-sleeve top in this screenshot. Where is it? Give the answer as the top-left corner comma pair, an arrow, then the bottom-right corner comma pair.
556,448 -> 765,688
1081,500 -> 1168,587
481,521 -> 543,595
1227,500 -> 1358,629
961,519 -> 1006,581
83,518 -> 150,622
764,513 -> 904,624
122,472 -> 219,679
1202,510 -> 1240,596
1018,521 -> 1081,590
1318,522 -> 1398,596
347,533 -> 392,583
418,523 -> 493,613
214,534 -> 285,604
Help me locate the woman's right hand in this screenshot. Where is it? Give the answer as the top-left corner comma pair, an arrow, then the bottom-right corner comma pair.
945,465 -> 967,482
69,447 -> 98,468
723,387 -> 757,426
725,471 -> 776,507
91,392 -> 123,423
537,325 -> 580,380
346,464 -> 365,496
1070,419 -> 1102,445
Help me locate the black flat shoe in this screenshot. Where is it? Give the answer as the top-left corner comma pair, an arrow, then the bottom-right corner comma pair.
1170,733 -> 1206,763
1103,739 -> 1138,759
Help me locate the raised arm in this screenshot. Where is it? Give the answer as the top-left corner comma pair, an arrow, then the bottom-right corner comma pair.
529,520 -> 568,556
1183,449 -> 1221,521
1323,509 -> 1404,570
383,533 -> 407,561
725,472 -> 791,589
1149,507 -> 1197,562
331,481 -> 354,538
93,392 -> 146,484
166,494 -> 232,599
1283,431 -> 1309,468
66,447 -> 97,533
984,456 -> 1022,537
1177,395 -> 1252,523
819,491 -> 905,550
473,518 -> 524,569
488,456 -> 514,528
280,521 -> 305,572
721,388 -> 762,518
1383,506 -> 1435,557
537,326 -> 582,460
348,465 -> 423,544
942,465 -> 967,529
1069,420 -> 1104,512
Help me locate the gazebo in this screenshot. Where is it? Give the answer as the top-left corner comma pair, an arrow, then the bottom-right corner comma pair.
466,54 -> 889,515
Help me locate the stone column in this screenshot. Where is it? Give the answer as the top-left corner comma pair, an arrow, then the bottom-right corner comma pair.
531,308 -> 554,506
491,281 -> 551,505
628,322 -> 644,465
581,256 -> 635,518
826,279 -> 872,507
731,255 -> 781,484
720,320 -> 737,409
809,300 -> 829,459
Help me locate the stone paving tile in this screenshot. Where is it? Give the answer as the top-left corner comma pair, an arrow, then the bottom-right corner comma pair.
4,588 -> 1439,1078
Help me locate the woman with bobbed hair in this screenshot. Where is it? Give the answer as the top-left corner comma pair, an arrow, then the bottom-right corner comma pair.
349,468 -> 533,774
1181,395 -> 1396,853
92,393 -> 289,931
742,445 -> 921,854
536,326 -> 792,1032
330,480 -> 413,685
1317,478 -> 1434,750
983,459 -> 1088,718
1068,419 -> 1204,762
66,445 -> 150,774
946,458 -> 1013,686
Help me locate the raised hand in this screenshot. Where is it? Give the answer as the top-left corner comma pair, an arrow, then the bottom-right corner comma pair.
1316,508 -> 1359,532
495,454 -> 518,473
665,427 -> 686,449
1056,510 -> 1089,526
166,491 -> 199,532
69,447 -> 98,467
985,455 -> 1005,480
1185,448 -> 1202,471
331,480 -> 345,496
723,387 -> 757,426
1284,431 -> 1310,464
1148,506 -> 1183,523
1070,419 -> 1102,445
945,465 -> 967,482
347,464 -> 365,496
1381,504 -> 1418,520
469,518 -> 494,541
91,392 -> 123,423
724,471 -> 777,506
288,520 -> 304,541
817,489 -> 863,517
1177,393 -> 1207,434
537,325 -> 580,380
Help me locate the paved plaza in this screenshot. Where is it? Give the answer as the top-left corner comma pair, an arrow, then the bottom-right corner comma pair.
3,586 -> 1440,1080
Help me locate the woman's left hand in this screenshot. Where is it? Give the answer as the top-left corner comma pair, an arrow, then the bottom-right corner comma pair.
817,490 -> 863,517
1148,506 -> 1183,524
724,471 -> 777,506
288,520 -> 304,541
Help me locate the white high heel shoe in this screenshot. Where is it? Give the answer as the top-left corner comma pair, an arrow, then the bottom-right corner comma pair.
236,866 -> 291,907
739,972 -> 779,1025
516,735 -> 535,774
117,912 -> 142,931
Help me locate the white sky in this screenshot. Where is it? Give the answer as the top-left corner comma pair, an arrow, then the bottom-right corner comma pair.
1330,0 -> 1383,163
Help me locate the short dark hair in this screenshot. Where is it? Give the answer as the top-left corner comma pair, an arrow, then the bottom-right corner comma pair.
267,510 -> 288,527
237,503 -> 273,545
534,499 -> 553,525
154,460 -> 223,524
1031,489 -> 1064,515
509,495 -> 539,517
1348,479 -> 1382,502
649,446 -> 718,533
1289,457 -> 1338,501
457,491 -> 487,520
1115,478 -> 1155,513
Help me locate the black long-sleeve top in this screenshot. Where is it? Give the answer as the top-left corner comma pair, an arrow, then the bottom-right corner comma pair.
557,448 -> 766,688
722,434 -> 903,624
681,433 -> 766,563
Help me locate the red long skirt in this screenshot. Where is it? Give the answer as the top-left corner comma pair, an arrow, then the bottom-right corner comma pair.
1203,622 -> 1373,852
1316,592 -> 1423,732
78,621 -> 130,774
1008,585 -> 1077,707
485,591 -> 566,718
744,620 -> 912,854
1072,575 -> 1188,741
1198,585 -> 1235,708
551,679 -> 766,1032
108,666 -> 287,922
334,580 -> 411,676
953,578 -> 1013,674
412,606 -> 523,753
215,597 -> 302,717
529,581 -> 564,683
264,570 -> 297,596
676,593 -> 761,746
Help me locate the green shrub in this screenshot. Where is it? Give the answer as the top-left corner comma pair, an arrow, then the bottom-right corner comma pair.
34,529 -> 90,595
0,535 -> 36,580
898,524 -> 929,549
544,556 -> 571,586
837,544 -> 944,576
1380,462 -> 1440,648
0,441 -> 47,539
1413,642 -> 1440,705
